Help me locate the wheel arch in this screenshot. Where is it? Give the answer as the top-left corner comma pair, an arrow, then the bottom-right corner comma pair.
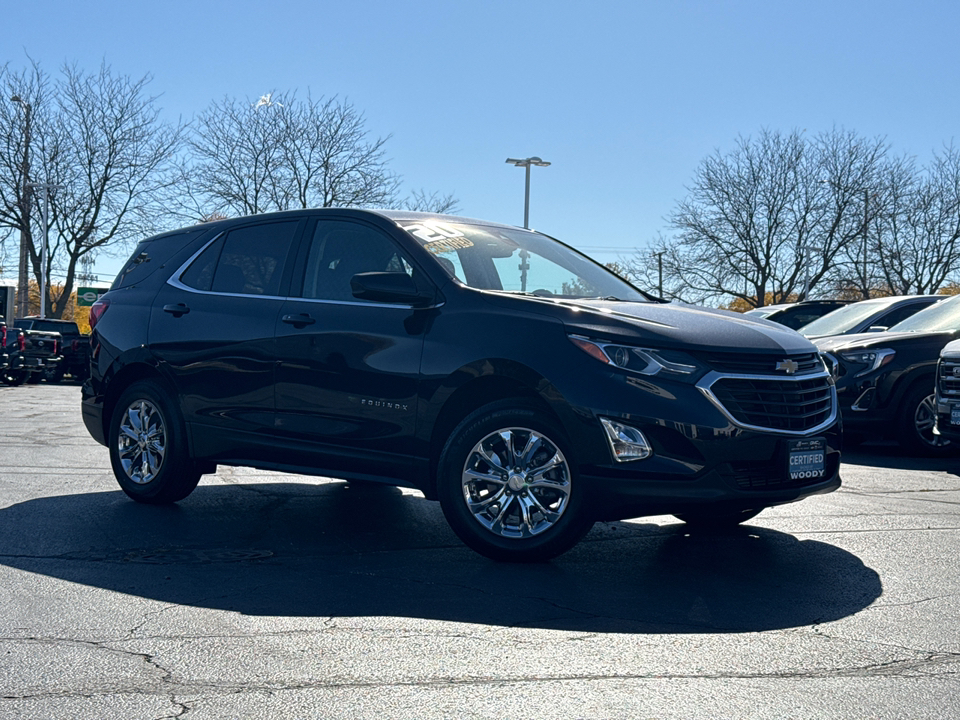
425,361 -> 570,499
101,361 -> 176,445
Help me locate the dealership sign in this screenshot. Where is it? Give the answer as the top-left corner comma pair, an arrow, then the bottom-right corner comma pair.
77,287 -> 107,307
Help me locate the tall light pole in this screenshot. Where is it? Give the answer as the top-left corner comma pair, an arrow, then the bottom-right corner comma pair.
861,190 -> 869,299
11,95 -> 31,319
27,182 -> 61,318
506,157 -> 550,293
505,156 -> 551,229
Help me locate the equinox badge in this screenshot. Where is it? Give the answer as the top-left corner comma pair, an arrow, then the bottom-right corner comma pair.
776,359 -> 799,374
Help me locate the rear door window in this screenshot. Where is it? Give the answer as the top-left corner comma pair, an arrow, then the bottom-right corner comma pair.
178,221 -> 300,296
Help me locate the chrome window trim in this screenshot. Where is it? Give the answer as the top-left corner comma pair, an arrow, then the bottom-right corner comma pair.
696,369 -> 838,437
166,233 -> 442,310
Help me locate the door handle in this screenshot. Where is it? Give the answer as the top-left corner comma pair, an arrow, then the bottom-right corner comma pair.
163,303 -> 190,317
282,313 -> 316,328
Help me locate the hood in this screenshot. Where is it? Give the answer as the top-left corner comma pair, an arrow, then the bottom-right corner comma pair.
816,329 -> 957,353
942,339 -> 960,359
508,296 -> 817,355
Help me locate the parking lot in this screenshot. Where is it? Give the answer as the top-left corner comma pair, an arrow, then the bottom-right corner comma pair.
1,383 -> 959,719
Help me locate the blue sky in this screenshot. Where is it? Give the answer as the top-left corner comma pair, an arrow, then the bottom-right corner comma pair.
4,0 -> 960,283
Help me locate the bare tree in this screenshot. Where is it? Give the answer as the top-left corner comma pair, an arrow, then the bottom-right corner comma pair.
871,147 -> 960,294
0,60 -> 184,318
626,129 -> 891,306
188,92 -> 458,218
403,189 -> 460,214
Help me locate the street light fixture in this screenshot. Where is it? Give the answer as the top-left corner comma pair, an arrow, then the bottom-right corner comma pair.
10,95 -> 31,319
505,156 -> 551,229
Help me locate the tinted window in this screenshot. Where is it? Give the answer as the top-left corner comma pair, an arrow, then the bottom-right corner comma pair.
178,222 -> 298,296
876,301 -> 936,328
113,228 -> 214,290
179,237 -> 223,291
300,221 -> 412,301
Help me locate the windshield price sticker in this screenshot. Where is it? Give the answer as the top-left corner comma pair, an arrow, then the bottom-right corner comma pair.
787,437 -> 826,480
952,404 -> 960,426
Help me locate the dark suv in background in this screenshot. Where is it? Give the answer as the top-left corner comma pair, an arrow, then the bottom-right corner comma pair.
817,294 -> 960,455
82,209 -> 841,561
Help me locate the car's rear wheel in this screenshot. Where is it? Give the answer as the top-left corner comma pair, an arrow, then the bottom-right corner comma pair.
437,401 -> 593,562
43,365 -> 65,384
898,384 -> 953,456
109,380 -> 202,504
673,508 -> 763,529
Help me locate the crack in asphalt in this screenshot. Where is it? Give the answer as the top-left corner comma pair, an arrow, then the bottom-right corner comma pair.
3,648 -> 959,704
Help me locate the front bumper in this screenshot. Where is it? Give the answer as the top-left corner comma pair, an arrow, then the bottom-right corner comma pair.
583,428 -> 841,520
935,396 -> 960,443
557,366 -> 842,521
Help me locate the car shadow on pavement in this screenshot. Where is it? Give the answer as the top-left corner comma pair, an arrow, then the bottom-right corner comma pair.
0,481 -> 881,634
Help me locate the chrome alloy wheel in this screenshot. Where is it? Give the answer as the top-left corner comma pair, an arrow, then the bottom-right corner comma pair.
461,427 -> 571,538
915,392 -> 950,448
117,399 -> 167,484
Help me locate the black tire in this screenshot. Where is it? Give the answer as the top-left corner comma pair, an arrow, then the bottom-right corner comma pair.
108,379 -> 202,504
2,370 -> 27,386
897,383 -> 953,456
673,508 -> 764,529
25,372 -> 42,385
44,365 -> 65,384
437,400 -> 594,562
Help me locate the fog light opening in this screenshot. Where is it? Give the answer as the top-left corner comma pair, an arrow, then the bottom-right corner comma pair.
600,417 -> 653,462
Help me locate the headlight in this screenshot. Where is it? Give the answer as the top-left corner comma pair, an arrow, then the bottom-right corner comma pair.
838,348 -> 896,377
569,335 -> 702,380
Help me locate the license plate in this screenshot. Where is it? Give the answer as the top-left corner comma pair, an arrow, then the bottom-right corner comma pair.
788,438 -> 826,480
952,405 -> 960,426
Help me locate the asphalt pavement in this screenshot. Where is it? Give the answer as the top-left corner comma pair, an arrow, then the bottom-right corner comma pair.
1,384 -> 958,719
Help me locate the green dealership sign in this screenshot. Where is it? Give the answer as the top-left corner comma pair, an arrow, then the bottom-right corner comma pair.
77,287 -> 107,307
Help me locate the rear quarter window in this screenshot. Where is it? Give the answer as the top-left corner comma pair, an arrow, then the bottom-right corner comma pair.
112,229 -> 209,290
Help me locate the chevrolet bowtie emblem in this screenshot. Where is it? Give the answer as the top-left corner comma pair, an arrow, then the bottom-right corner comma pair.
776,359 -> 799,374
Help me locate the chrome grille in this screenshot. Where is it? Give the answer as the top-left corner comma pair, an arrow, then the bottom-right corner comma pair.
940,359 -> 960,397
703,374 -> 835,433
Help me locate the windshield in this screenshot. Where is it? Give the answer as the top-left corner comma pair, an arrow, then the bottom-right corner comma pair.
397,220 -> 649,302
799,299 -> 892,337
887,294 -> 960,333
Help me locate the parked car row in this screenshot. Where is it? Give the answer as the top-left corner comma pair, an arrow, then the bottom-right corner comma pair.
1,317 -> 90,386
750,293 -> 959,456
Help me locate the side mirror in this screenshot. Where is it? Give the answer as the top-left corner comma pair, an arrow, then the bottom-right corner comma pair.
350,271 -> 434,307
866,325 -> 888,333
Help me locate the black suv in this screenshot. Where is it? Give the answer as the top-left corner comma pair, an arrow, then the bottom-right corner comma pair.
816,294 -> 960,455
82,209 -> 841,561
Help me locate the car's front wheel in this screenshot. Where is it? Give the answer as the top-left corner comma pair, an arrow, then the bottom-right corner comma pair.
437,401 -> 593,562
898,384 -> 953,456
109,380 -> 202,504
